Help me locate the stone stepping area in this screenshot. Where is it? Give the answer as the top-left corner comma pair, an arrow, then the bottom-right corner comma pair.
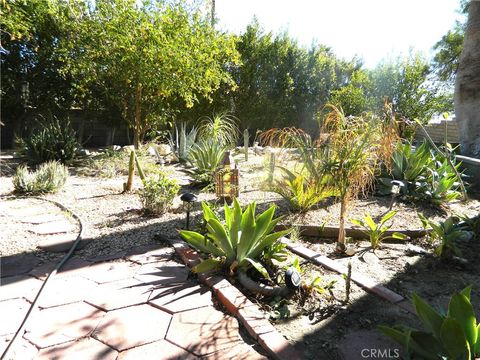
0,246 -> 268,359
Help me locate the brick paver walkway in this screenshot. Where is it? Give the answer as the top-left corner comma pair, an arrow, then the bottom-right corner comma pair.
0,199 -> 267,359
1,249 -> 267,359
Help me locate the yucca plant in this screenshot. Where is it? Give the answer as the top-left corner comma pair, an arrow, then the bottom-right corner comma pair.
379,285 -> 480,359
274,168 -> 336,212
179,199 -> 291,295
17,115 -> 79,165
351,211 -> 408,250
197,112 -> 240,147
186,140 -> 226,185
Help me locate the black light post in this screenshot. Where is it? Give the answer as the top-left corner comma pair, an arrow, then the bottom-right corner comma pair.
388,180 -> 404,211
180,193 -> 197,230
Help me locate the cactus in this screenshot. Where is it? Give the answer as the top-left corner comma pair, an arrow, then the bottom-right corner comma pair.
124,150 -> 136,192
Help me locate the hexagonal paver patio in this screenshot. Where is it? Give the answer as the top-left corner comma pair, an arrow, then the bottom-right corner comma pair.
1,245 -> 268,359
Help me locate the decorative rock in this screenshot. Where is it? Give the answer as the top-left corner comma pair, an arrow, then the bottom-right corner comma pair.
77,148 -> 91,156
30,221 -> 76,235
157,144 -> 172,156
122,145 -> 135,152
1,254 -> 41,278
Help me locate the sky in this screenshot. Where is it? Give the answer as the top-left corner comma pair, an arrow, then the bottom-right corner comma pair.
215,0 -> 465,68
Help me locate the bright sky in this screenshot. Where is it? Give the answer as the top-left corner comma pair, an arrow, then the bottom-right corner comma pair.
215,0 -> 464,68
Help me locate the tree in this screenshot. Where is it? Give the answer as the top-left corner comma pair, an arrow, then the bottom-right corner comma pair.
370,53 -> 452,123
454,1 -> 480,157
65,0 -> 239,149
329,70 -> 373,116
432,0 -> 469,83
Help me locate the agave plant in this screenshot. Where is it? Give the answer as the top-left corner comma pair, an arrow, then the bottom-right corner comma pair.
185,140 -> 226,185
179,199 -> 290,283
419,214 -> 473,260
379,285 -> 480,359
167,122 -> 198,162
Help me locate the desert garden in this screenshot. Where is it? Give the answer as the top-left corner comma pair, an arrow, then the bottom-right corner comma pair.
1,0 -> 480,359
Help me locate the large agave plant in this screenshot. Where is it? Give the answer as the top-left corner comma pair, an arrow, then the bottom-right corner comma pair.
379,285 -> 480,360
179,199 -> 290,279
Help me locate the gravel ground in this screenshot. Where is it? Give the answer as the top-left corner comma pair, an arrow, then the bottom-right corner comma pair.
0,150 -> 478,260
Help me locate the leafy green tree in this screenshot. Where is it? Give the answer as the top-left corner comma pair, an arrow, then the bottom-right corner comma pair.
63,0 -> 239,148
370,53 -> 453,122
329,70 -> 373,116
432,0 -> 469,83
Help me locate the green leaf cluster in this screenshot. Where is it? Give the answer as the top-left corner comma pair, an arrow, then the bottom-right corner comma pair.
13,161 -> 68,195
377,141 -> 462,204
351,211 -> 407,249
379,286 -> 480,359
179,199 -> 290,278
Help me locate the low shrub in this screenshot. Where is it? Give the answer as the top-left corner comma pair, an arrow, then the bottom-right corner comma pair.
273,168 -> 336,212
138,171 -> 180,215
377,141 -> 462,204
13,161 -> 68,194
17,116 -> 79,165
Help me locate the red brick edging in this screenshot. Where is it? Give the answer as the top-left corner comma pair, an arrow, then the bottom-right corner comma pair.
285,239 -> 415,314
168,238 -> 304,360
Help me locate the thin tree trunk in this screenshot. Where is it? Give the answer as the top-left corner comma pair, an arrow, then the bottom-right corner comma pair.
337,197 -> 347,249
133,84 -> 142,150
455,1 -> 480,157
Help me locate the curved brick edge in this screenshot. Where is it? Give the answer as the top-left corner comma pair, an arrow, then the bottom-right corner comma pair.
167,237 -> 304,360
275,223 -> 430,240
284,239 -> 416,315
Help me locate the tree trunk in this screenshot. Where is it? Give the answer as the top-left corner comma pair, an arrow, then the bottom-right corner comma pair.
336,197 -> 347,252
133,84 -> 142,150
455,2 -> 480,157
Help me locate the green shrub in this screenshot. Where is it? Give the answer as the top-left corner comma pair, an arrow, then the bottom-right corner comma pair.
179,199 -> 290,278
379,285 -> 480,359
419,214 -> 473,260
197,112 -> 240,147
273,168 -> 336,212
351,211 -> 407,249
13,161 -> 68,194
138,171 -> 180,215
17,116 -> 79,165
186,140 -> 226,185
377,141 -> 462,204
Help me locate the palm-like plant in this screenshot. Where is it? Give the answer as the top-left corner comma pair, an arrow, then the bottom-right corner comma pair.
179,199 -> 290,281
274,167 -> 336,212
197,112 -> 240,147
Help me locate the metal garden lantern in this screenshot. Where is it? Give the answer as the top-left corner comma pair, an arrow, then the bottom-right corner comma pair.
180,193 -> 197,230
215,150 -> 239,204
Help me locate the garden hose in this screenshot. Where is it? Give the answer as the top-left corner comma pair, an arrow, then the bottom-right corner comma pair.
0,196 -> 85,360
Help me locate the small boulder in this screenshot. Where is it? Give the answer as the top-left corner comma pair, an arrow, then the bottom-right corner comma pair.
157,144 -> 172,156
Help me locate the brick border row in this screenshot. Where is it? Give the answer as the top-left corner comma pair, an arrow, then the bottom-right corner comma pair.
285,239 -> 416,314
167,238 -> 304,360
